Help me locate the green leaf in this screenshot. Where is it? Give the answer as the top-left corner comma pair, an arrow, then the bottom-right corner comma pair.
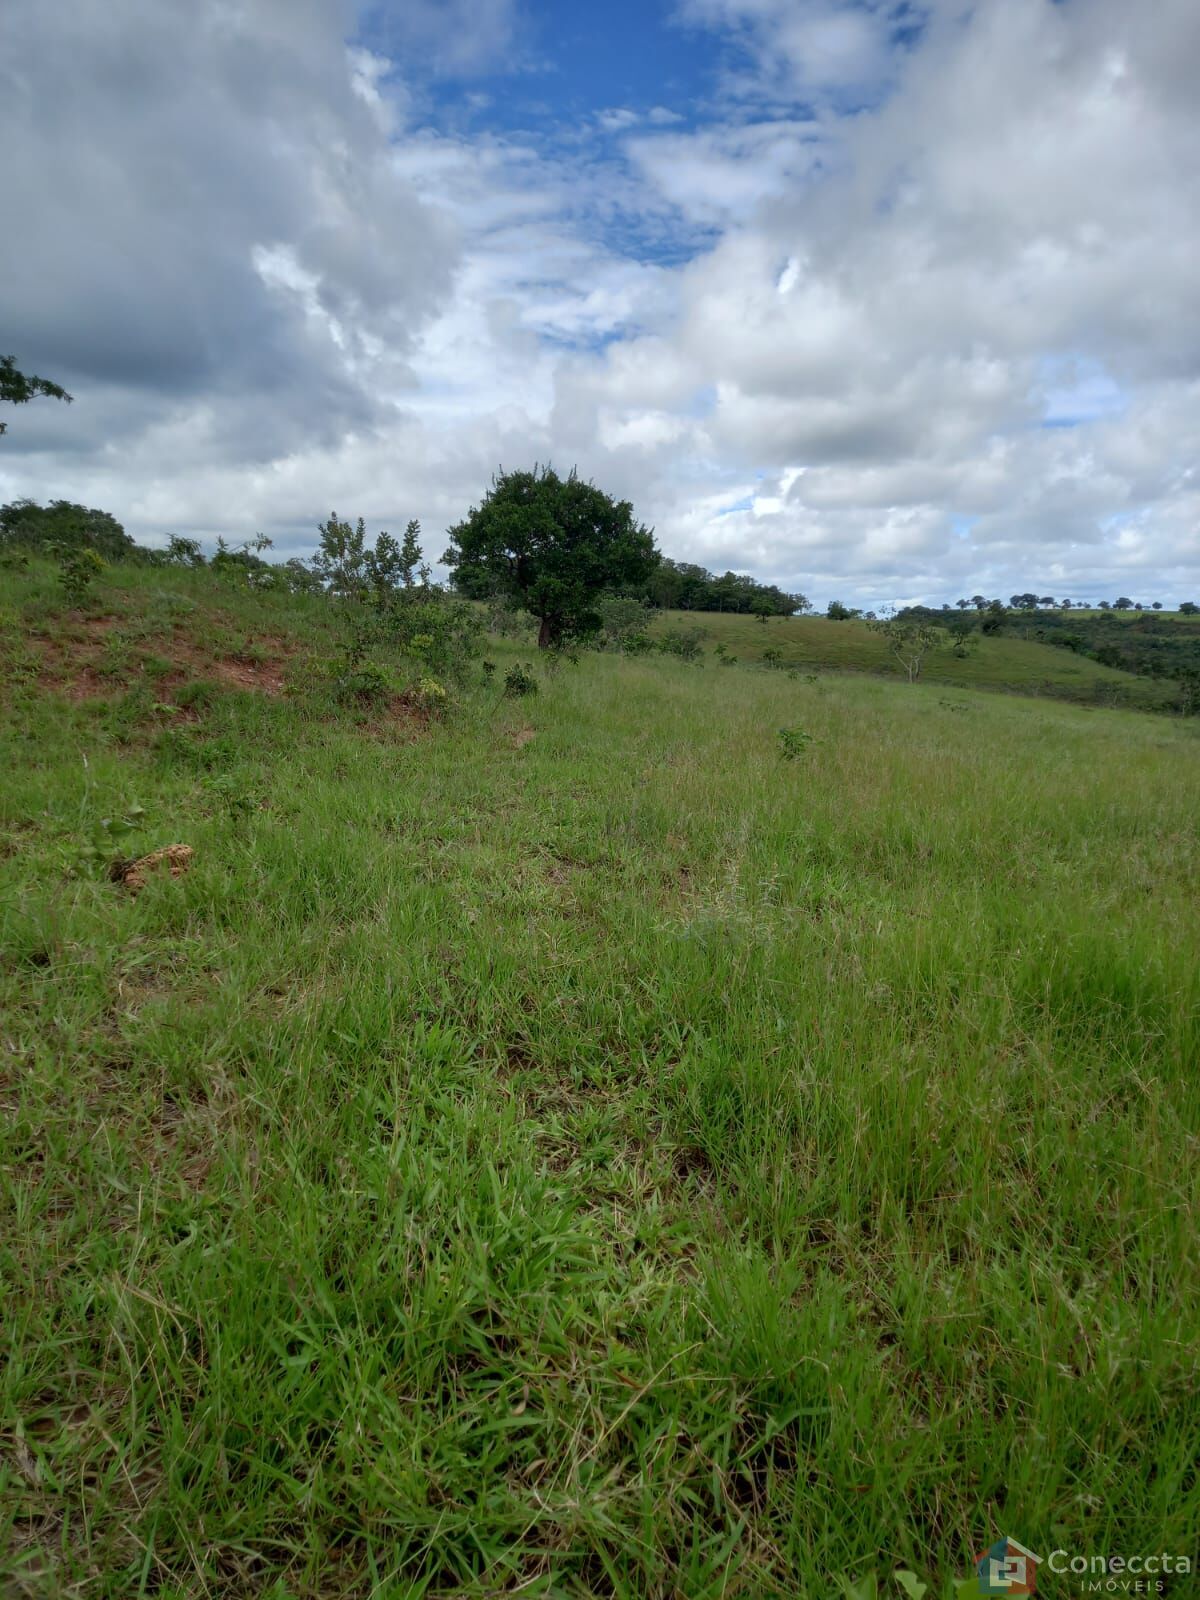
894,1572 -> 928,1599
838,1577 -> 878,1600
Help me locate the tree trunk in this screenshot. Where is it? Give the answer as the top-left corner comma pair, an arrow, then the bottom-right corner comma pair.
537,615 -> 552,649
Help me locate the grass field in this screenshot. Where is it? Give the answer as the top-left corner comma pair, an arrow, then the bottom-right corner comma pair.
2,563 -> 1199,1597
654,610 -> 1180,711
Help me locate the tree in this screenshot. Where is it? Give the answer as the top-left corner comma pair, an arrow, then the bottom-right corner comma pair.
750,594 -> 774,624
947,616 -> 978,657
826,600 -> 860,620
1,355 -> 72,436
1113,596 -> 1134,611
1180,601 -> 1198,615
0,498 -> 133,560
444,467 -> 658,648
1152,601 -> 1163,610
867,616 -> 948,682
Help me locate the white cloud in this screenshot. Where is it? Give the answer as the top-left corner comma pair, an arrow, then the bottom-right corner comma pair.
2,0 -> 1199,607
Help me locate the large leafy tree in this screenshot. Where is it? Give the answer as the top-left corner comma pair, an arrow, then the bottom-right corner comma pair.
0,355 -> 72,435
444,466 -> 659,647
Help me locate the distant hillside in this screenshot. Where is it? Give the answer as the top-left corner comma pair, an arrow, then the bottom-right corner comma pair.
650,609 -> 1185,713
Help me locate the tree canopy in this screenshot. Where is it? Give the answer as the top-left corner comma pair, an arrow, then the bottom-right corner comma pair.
444,466 -> 659,647
0,498 -> 133,560
0,355 -> 72,436
627,556 -> 806,616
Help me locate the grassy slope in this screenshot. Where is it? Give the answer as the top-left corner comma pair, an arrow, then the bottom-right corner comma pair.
2,564 -> 1199,1597
658,609 -> 1178,710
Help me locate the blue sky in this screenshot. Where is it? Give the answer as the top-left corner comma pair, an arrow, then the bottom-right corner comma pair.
2,0 -> 1198,607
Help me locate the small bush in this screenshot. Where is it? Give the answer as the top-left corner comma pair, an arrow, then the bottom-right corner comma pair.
594,594 -> 653,653
336,662 -> 393,706
413,676 -> 449,716
657,627 -> 706,662
163,535 -> 206,568
55,544 -> 105,607
503,664 -> 538,699
777,726 -> 814,760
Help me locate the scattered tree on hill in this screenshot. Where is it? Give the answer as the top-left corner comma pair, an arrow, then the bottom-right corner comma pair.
165,535 -> 205,568
0,355 -> 72,436
826,600 -> 861,620
444,467 -> 658,648
1114,596 -> 1134,610
867,616 -> 948,682
1152,601 -> 1163,610
947,616 -> 979,657
1180,601 -> 1198,615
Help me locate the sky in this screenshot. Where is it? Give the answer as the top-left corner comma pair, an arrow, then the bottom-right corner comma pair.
2,0 -> 1198,609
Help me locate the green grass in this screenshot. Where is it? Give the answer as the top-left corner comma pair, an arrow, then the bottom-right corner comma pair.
657,609 -> 1179,710
2,564 -> 1199,1596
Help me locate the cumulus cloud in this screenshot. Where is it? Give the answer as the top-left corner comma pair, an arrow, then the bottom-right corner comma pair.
2,0 -> 1198,605
0,0 -> 457,472
563,0 -> 1200,602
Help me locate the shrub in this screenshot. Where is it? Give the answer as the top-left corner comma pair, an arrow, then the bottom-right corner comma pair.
503,664 -> 538,699
657,627 -> 706,662
594,593 -> 653,653
317,515 -> 483,690
413,676 -> 449,716
55,544 -> 105,607
777,727 -> 814,760
163,535 -> 206,568
336,662 -> 393,706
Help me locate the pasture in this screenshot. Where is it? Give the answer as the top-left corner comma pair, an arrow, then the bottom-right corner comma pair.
2,563 -> 1198,1596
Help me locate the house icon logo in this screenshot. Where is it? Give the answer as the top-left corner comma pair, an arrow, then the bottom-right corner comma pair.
975,1537 -> 1041,1595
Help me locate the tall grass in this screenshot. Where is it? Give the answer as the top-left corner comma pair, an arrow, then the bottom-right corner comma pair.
1,565 -> 1198,1596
